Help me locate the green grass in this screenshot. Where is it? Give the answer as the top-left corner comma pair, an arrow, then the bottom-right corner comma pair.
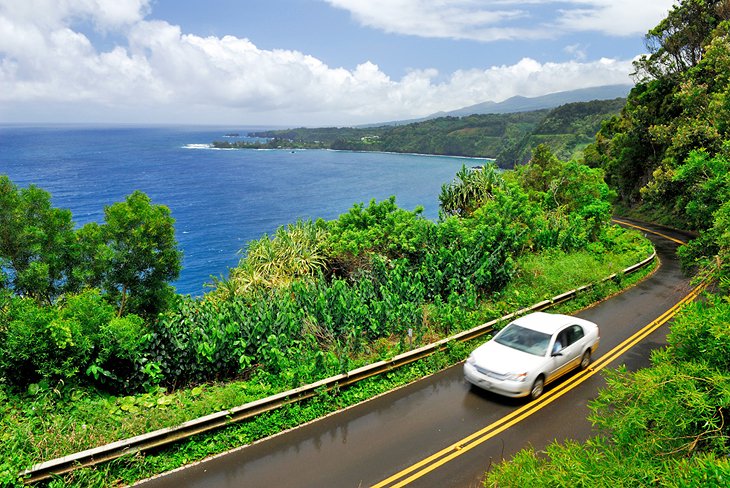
3,228 -> 656,487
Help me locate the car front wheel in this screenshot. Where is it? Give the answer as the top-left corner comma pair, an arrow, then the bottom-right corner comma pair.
530,376 -> 544,400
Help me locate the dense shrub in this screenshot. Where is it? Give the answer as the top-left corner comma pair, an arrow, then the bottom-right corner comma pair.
0,290 -> 146,391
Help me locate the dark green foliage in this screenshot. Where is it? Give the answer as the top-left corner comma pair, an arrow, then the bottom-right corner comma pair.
585,11 -> 730,284
151,265 -> 429,388
642,149 -> 730,234
0,179 -> 181,315
508,145 -> 615,250
101,191 -> 182,318
667,296 -> 730,369
0,124 -> 627,413
155,157 -> 615,389
0,290 -> 146,391
633,0 -> 727,81
584,78 -> 680,205
502,98 -> 628,164
0,165 -> 615,394
0,178 -> 182,391
0,176 -> 77,303
486,438 -> 730,487
324,196 -> 432,273
587,15 -> 730,218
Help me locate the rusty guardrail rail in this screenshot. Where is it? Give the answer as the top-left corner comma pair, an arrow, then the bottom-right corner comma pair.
22,250 -> 656,483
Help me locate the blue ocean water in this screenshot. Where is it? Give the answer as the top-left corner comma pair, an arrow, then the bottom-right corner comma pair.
0,125 -> 480,295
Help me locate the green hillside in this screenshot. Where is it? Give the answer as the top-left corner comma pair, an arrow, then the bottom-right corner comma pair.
216,97 -> 625,167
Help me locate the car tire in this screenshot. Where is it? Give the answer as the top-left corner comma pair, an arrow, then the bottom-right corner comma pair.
580,350 -> 592,370
529,376 -> 544,400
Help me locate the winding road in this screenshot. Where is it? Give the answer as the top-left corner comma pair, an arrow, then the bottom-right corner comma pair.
136,219 -> 696,488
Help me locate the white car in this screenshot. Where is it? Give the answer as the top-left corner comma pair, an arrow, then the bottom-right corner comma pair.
464,312 -> 600,400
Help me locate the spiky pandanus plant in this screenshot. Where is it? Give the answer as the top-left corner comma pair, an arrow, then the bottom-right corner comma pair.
439,163 -> 504,217
214,220 -> 329,299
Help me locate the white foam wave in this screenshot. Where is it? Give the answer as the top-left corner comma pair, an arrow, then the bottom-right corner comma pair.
182,143 -> 237,151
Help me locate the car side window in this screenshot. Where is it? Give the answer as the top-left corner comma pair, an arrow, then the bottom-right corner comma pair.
566,325 -> 584,346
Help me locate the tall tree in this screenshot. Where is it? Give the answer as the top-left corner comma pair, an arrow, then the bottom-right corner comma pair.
633,0 -> 729,81
102,191 -> 181,317
0,176 -> 76,302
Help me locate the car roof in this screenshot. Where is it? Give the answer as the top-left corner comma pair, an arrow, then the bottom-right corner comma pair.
509,312 -> 591,335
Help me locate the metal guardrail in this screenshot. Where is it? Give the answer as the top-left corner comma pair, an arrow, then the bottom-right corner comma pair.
22,250 -> 656,483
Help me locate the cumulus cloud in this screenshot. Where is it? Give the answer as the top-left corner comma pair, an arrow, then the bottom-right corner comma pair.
325,0 -> 675,40
0,0 -> 636,125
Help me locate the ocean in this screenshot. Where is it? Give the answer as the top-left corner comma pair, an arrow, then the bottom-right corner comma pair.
0,125 -> 480,295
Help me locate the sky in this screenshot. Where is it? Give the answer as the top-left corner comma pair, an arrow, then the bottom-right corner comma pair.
0,0 -> 677,127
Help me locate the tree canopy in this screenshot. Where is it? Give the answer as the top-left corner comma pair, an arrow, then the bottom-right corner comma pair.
0,176 -> 77,303
0,181 -> 181,316
101,191 -> 181,317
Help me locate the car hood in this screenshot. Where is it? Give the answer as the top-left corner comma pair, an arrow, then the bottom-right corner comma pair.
471,340 -> 546,374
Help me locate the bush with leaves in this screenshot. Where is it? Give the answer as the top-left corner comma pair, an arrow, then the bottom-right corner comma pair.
98,190 -> 182,318
0,290 -> 146,391
217,219 -> 329,298
324,196 -> 433,277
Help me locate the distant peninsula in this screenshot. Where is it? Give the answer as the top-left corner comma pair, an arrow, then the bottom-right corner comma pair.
214,97 -> 625,167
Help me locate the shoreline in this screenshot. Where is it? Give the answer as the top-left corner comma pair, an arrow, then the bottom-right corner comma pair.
194,142 -> 495,162
325,148 -> 496,162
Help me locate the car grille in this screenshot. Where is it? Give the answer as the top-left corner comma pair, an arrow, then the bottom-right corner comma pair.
476,366 -> 509,381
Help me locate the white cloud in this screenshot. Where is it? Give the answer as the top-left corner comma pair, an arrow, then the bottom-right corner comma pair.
324,0 -> 547,41
437,57 -> 633,110
555,1 -> 675,36
0,0 -> 636,125
324,0 -> 676,40
0,0 -> 150,31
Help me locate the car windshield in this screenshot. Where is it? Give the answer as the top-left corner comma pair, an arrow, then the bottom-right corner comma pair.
495,324 -> 551,356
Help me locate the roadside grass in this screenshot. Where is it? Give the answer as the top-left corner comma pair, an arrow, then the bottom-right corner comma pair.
4,229 -> 655,487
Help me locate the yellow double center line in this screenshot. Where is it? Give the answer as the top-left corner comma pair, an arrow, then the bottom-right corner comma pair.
612,218 -> 686,245
373,223 -> 703,488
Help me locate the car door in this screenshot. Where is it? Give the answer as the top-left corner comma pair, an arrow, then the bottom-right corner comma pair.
562,324 -> 585,370
549,325 -> 588,380
546,329 -> 573,381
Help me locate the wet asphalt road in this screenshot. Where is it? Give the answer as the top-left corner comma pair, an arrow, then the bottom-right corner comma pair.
135,220 -> 694,488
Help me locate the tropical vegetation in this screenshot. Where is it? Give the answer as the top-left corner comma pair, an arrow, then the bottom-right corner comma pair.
487,0 -> 730,485
6,1 -> 730,485
0,137 -> 651,484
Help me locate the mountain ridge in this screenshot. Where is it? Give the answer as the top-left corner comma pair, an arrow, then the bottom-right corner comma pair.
361,84 -> 632,127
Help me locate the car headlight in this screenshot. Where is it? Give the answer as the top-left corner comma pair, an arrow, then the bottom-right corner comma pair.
506,372 -> 528,382
466,355 -> 476,365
